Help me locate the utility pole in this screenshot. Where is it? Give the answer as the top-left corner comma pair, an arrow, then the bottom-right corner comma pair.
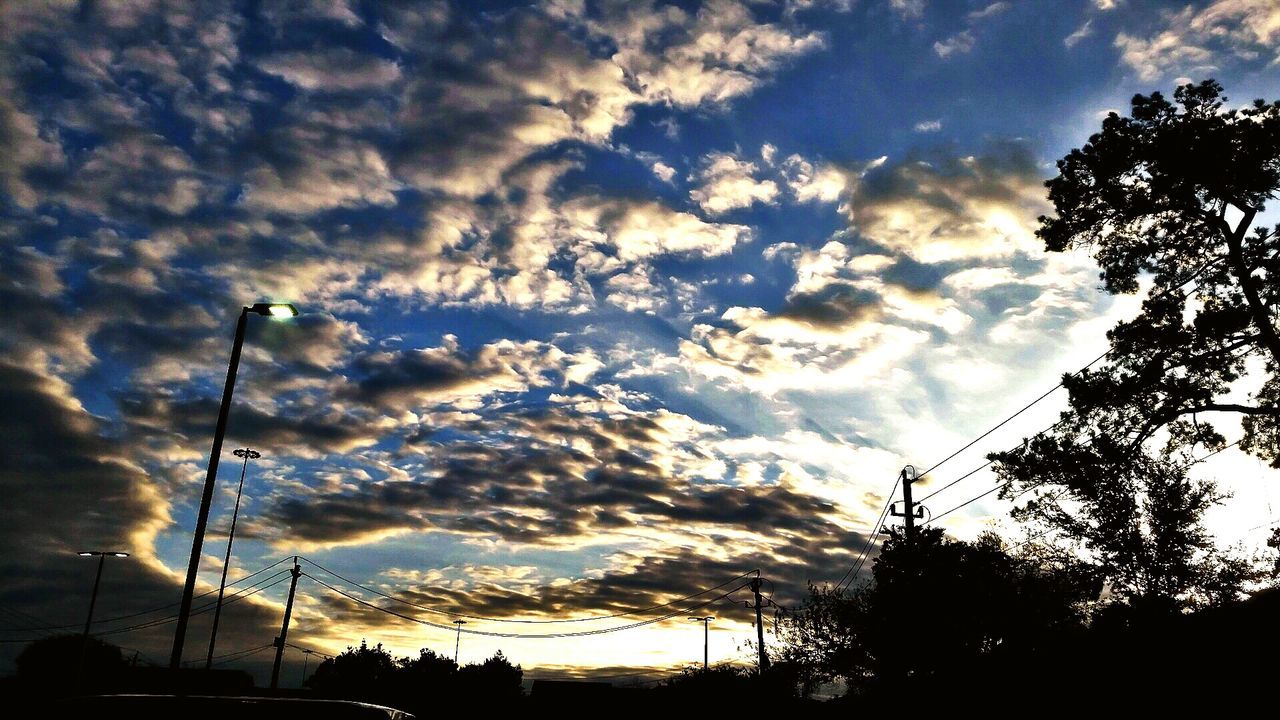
747,578 -> 771,673
689,616 -> 713,671
453,619 -> 467,665
269,558 -> 301,690
889,465 -> 923,540
300,649 -> 313,686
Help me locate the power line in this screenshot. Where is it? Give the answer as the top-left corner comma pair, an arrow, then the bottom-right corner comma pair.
209,643 -> 275,667
0,569 -> 294,644
925,440 -> 1244,527
912,259 -> 1224,492
286,641 -> 334,659
303,572 -> 753,639
834,474 -> 899,592
301,557 -> 758,625
0,556 -> 293,634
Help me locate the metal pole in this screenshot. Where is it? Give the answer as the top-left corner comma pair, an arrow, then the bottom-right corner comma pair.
703,618 -> 709,671
689,617 -> 712,671
172,307 -> 250,669
206,448 -> 258,669
76,554 -> 106,687
270,559 -> 302,690
300,649 -> 312,686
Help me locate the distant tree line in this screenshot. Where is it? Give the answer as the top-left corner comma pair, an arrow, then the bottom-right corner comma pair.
305,641 -> 523,711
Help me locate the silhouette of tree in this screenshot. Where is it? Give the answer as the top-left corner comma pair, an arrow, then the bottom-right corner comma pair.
14,634 -> 126,696
307,640 -> 400,702
457,650 -> 523,701
778,528 -> 1094,697
305,640 -> 523,710
773,583 -> 870,694
991,80 -> 1280,615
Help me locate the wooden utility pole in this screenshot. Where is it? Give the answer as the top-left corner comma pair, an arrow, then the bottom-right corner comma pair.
747,577 -> 771,673
453,619 -> 467,665
889,465 -> 923,539
269,558 -> 301,690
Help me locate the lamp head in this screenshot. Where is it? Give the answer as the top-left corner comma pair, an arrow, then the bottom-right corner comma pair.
248,303 -> 299,318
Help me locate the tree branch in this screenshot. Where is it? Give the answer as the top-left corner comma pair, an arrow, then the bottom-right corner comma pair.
1222,205 -> 1280,366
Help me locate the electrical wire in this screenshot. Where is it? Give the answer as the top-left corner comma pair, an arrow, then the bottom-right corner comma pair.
0,556 -> 293,634
0,569 -> 293,644
209,643 -> 275,667
925,440 -> 1244,527
834,474 -> 899,592
300,557 -> 758,624
912,258 -> 1224,490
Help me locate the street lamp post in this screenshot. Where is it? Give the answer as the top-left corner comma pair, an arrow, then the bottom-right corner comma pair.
77,551 -> 129,686
204,447 -> 261,669
170,303 -> 297,669
689,616 -> 714,672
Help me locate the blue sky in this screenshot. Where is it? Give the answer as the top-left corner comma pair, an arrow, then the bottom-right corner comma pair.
3,0 -> 1279,682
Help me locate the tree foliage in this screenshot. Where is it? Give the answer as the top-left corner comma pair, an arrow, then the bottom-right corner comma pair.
991,80 -> 1280,614
776,527 -> 1095,696
307,639 -> 523,710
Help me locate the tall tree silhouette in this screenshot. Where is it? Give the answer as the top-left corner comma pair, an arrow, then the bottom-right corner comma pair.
991,80 -> 1280,614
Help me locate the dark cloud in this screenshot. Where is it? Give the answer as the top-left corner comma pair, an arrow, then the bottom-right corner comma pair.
249,406 -> 843,554
777,283 -> 882,329
120,392 -> 382,457
0,359 -> 282,670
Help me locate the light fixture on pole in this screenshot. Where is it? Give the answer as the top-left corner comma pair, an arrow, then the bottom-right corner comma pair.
170,302 -> 298,669
204,447 -> 261,669
300,648 -> 314,686
77,551 -> 130,685
689,616 -> 714,671
453,619 -> 467,665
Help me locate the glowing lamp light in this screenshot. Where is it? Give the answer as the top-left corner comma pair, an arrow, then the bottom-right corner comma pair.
249,302 -> 299,318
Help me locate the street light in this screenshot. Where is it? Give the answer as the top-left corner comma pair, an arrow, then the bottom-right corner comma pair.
300,648 -> 314,687
170,302 -> 298,669
689,616 -> 714,671
78,551 -> 130,686
204,447 -> 261,669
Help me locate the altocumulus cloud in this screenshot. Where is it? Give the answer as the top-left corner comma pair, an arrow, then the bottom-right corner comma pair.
0,0 -> 1201,674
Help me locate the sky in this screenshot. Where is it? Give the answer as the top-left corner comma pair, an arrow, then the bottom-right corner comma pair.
2,0 -> 1280,686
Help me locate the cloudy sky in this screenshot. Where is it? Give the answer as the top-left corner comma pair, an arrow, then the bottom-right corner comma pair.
3,0 -> 1279,684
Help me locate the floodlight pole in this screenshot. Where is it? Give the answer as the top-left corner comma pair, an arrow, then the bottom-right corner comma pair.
205,447 -> 261,669
170,307 -> 250,669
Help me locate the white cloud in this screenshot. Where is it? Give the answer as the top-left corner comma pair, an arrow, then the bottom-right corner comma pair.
779,153 -> 847,203
689,151 -> 780,215
934,30 -> 975,59
968,2 -> 1011,21
1064,19 -> 1093,48
890,0 -> 925,19
564,196 -> 751,261
1114,1 -> 1280,81
913,119 -> 942,132
257,48 -> 402,91
845,148 -> 1049,263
